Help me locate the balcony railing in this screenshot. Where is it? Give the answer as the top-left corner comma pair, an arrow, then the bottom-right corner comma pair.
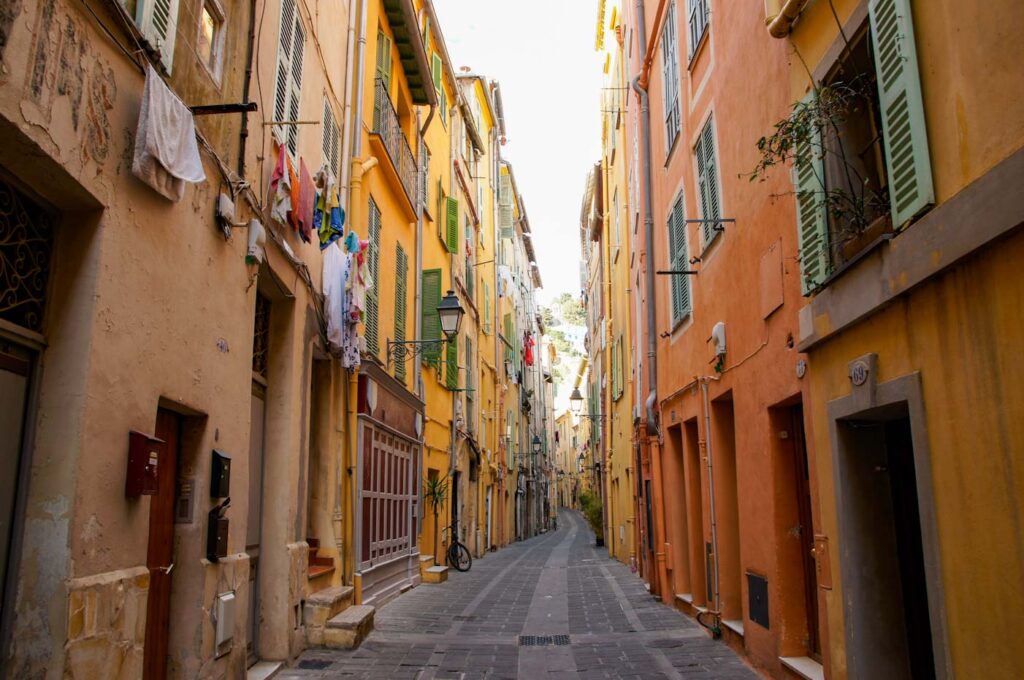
372,78 -> 417,206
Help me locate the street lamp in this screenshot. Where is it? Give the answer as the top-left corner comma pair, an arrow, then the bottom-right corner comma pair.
386,290 -> 466,369
569,388 -> 583,415
532,435 -> 542,455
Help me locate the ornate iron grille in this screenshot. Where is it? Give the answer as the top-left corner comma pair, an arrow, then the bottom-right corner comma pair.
252,292 -> 270,378
0,178 -> 53,333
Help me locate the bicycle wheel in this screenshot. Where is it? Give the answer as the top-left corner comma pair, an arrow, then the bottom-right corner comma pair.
447,541 -> 472,572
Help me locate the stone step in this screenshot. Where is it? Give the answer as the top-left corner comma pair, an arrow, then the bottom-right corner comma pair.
423,565 -> 448,584
324,605 -> 375,650
304,585 -> 355,645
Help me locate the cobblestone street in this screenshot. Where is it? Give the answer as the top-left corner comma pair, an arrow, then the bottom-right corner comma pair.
283,511 -> 759,679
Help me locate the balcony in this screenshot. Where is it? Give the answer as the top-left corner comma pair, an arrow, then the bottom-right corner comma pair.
372,78 -> 418,212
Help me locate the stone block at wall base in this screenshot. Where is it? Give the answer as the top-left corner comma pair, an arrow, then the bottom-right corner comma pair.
323,605 -> 374,650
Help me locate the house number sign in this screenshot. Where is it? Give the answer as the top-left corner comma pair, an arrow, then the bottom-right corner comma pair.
850,360 -> 869,387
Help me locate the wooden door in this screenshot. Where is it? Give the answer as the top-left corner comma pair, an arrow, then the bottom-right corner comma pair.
143,409 -> 180,680
791,405 -> 821,659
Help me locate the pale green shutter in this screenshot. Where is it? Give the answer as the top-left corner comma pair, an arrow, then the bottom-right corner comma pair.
668,194 -> 690,323
432,53 -> 442,92
499,175 -> 514,239
421,269 -> 442,367
869,0 -> 934,228
483,283 -> 491,334
793,92 -> 830,295
365,198 -> 382,354
376,30 -> 392,91
446,341 -> 459,390
394,244 -> 408,383
446,197 -> 459,253
696,118 -> 721,247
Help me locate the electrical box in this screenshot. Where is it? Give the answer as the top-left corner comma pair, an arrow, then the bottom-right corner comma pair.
747,572 -> 770,629
210,450 -> 231,498
126,431 -> 164,497
206,498 -> 230,562
215,591 -> 236,647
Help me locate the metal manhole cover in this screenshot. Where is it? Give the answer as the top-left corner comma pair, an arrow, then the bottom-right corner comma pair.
297,659 -> 332,670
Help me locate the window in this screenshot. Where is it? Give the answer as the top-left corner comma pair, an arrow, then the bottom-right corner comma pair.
795,0 -> 933,293
445,197 -> 459,253
482,282 -> 491,334
668,193 -> 691,325
431,53 -> 443,93
660,1 -> 681,151
612,335 -> 624,400
322,99 -> 340,180
694,116 -> 722,249
439,86 -> 448,126
365,197 -> 381,355
375,28 -> 392,93
394,243 -> 408,384
421,269 -> 442,368
273,0 -> 305,155
128,0 -> 182,72
612,188 -> 621,259
687,0 -> 709,59
196,0 -> 224,81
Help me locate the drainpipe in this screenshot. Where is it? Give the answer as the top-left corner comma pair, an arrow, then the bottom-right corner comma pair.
236,0 -> 257,178
700,376 -> 722,633
415,110 -> 425,400
633,0 -> 670,602
766,0 -> 810,38
338,0 -> 364,203
351,0 -> 369,161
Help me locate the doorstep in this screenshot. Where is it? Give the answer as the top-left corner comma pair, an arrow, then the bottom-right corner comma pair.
780,656 -> 825,680
246,661 -> 283,680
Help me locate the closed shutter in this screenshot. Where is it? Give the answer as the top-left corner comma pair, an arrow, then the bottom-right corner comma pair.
792,92 -> 830,295
668,194 -> 690,323
432,53 -> 443,93
421,269 -> 442,367
695,117 -> 721,247
869,0 -> 934,228
499,174 -> 514,239
139,0 -> 181,72
446,341 -> 459,390
503,313 -> 513,363
483,282 -> 491,334
394,244 -> 408,383
365,197 -> 382,355
272,0 -> 304,154
660,1 -> 680,148
322,99 -> 340,179
376,30 -> 392,91
446,197 -> 459,253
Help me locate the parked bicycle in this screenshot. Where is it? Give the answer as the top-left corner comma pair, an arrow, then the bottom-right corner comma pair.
442,526 -> 472,572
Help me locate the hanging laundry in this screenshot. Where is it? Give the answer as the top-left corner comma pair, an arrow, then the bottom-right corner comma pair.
317,185 -> 344,250
344,230 -> 360,253
524,333 -> 535,367
132,65 -> 206,201
269,145 -> 292,225
323,242 -> 345,350
288,155 -> 300,232
297,159 -> 315,243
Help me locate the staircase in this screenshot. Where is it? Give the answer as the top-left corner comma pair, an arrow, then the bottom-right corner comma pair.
307,538 -> 335,591
419,553 -> 448,583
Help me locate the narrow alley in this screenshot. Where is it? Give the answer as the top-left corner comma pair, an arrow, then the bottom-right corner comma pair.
283,511 -> 757,680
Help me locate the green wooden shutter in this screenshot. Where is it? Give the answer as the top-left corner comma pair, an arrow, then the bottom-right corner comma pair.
375,30 -> 392,91
696,117 -> 721,247
421,269 -> 442,367
483,282 -> 491,334
446,197 -> 459,253
394,244 -> 408,383
869,0 -> 934,228
432,53 -> 442,93
668,194 -> 690,323
499,174 -> 514,239
793,92 -> 830,295
446,341 -> 458,390
365,198 -> 382,354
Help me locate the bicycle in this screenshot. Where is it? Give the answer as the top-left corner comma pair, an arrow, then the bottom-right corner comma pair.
442,526 -> 472,572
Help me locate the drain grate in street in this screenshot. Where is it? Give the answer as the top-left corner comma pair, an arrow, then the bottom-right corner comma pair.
518,635 -> 571,647
297,659 -> 332,670
453,615 -> 477,621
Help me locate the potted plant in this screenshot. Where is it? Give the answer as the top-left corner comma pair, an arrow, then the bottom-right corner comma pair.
579,491 -> 604,547
423,475 -> 449,564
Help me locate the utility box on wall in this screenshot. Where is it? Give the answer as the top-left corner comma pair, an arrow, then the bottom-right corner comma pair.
210,450 -> 231,498
207,498 -> 230,562
126,431 -> 163,496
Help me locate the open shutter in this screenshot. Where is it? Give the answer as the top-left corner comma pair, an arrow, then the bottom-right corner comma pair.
696,118 -> 721,246
483,282 -> 491,334
446,197 -> 459,253
668,194 -> 690,323
869,0 -> 934,228
793,92 -> 830,295
365,198 -> 382,354
286,17 -> 305,155
322,99 -> 340,178
272,0 -> 294,145
394,244 -> 408,383
432,53 -> 443,92
421,269 -> 442,367
446,341 -> 459,390
139,0 -> 181,73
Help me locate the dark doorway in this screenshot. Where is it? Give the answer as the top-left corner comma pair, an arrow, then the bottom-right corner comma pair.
837,409 -> 936,680
0,343 -> 32,630
790,405 -> 820,659
143,409 -> 181,680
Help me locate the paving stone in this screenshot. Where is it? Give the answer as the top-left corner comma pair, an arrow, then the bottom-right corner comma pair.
289,511 -> 762,679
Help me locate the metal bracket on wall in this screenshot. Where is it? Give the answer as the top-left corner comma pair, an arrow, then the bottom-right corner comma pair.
684,217 -> 735,233
190,102 -> 258,116
655,270 -> 699,276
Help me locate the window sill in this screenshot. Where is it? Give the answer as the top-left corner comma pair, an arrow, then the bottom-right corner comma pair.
688,29 -> 709,71
663,134 -> 681,167
722,619 -> 744,637
780,657 -> 825,680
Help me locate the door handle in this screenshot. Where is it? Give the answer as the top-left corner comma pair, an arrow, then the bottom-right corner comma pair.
156,563 -> 174,575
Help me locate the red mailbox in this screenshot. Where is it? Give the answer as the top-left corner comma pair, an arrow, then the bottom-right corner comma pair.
126,430 -> 164,496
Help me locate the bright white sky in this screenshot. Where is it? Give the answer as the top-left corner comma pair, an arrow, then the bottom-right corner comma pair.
434,0 -> 604,306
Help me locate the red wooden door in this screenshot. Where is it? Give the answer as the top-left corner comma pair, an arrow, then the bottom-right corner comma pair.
143,409 -> 179,680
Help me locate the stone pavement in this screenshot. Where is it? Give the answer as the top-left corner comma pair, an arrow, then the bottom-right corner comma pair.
282,510 -> 761,679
